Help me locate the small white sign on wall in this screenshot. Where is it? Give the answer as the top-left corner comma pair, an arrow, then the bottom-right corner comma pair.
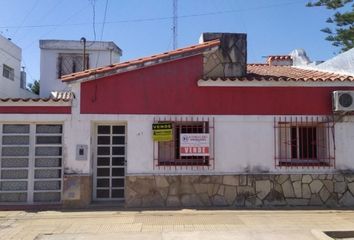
76,144 -> 88,160
180,133 -> 210,156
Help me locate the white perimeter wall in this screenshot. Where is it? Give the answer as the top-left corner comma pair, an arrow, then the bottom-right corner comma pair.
2,111 -> 354,176
69,114 -> 354,175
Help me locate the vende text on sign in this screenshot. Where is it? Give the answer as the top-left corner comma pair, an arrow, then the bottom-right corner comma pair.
152,123 -> 173,142
180,133 -> 210,156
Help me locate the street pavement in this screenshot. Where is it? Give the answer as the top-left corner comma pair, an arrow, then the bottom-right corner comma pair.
0,209 -> 354,239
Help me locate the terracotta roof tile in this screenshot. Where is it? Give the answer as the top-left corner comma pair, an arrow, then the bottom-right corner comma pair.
0,91 -> 74,103
202,65 -> 354,82
61,39 -> 221,82
0,98 -> 70,103
267,55 -> 292,61
50,91 -> 74,100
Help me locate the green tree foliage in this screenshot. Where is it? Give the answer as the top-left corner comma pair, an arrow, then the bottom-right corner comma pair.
28,80 -> 40,95
307,0 -> 354,51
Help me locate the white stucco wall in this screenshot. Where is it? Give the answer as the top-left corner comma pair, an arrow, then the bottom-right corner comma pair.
3,111 -> 352,176
118,115 -> 353,175
214,117 -> 273,173
0,35 -> 38,98
39,40 -> 121,98
0,35 -> 22,98
333,119 -> 354,169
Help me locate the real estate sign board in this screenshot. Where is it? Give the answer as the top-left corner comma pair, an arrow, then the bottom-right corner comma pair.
152,123 -> 173,141
180,133 -> 210,156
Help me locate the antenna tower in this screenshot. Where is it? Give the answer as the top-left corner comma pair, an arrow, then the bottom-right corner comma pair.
173,0 -> 178,49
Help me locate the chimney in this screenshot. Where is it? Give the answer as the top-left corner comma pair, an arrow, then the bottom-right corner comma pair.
20,67 -> 26,89
200,32 -> 247,78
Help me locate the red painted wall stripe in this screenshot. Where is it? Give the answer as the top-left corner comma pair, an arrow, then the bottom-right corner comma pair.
81,55 -> 354,115
0,106 -> 71,114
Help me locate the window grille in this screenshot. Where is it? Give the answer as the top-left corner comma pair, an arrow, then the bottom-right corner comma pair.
57,54 -> 89,78
153,117 -> 215,170
2,64 -> 14,80
274,116 -> 335,168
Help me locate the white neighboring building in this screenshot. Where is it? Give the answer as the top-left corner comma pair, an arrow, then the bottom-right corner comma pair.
306,48 -> 354,76
0,34 -> 37,98
39,40 -> 122,98
271,48 -> 354,77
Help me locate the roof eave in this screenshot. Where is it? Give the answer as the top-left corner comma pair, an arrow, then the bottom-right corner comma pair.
65,48 -> 219,84
61,40 -> 220,83
0,99 -> 72,107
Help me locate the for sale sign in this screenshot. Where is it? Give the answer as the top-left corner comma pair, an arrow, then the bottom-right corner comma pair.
152,123 -> 173,142
180,133 -> 210,156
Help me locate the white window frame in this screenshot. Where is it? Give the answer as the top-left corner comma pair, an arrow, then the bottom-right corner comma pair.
2,64 -> 14,81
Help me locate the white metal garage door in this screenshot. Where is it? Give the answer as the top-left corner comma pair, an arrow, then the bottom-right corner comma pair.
0,124 -> 63,204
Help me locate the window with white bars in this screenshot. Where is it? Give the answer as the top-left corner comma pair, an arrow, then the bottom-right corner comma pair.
0,124 -> 63,203
274,116 -> 335,168
153,117 -> 215,170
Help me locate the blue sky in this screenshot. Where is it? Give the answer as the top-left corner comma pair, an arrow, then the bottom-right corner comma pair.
0,0 -> 340,84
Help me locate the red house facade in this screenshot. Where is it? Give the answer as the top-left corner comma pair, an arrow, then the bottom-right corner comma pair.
1,33 -> 354,208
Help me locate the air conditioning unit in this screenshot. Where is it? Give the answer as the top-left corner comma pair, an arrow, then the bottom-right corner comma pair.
333,91 -> 354,112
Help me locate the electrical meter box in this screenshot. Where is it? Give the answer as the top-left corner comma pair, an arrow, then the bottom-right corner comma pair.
76,144 -> 88,160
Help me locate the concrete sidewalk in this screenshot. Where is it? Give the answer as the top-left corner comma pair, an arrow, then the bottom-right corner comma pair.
0,209 -> 353,240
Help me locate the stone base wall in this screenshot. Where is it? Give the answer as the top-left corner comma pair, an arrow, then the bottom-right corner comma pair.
63,174 -> 92,208
126,174 -> 354,208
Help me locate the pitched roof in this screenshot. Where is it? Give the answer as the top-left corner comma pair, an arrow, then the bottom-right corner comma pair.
60,38 -> 353,83
61,39 -> 221,82
201,64 -> 354,82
